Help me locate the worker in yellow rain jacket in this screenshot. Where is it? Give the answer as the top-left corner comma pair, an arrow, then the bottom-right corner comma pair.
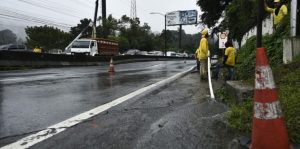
265,0 -> 288,27
195,28 -> 209,80
223,41 -> 236,80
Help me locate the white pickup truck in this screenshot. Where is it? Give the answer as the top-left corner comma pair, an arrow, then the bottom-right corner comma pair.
70,38 -> 119,56
70,39 -> 98,56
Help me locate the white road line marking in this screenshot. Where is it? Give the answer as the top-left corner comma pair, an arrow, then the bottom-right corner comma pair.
1,66 -> 195,149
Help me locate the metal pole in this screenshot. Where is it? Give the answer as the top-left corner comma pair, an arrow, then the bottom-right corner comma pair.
92,0 -> 99,38
257,0 -> 263,47
102,0 -> 107,38
179,25 -> 182,50
94,0 -> 99,27
164,15 -> 167,56
102,0 -> 106,21
297,0 -> 300,35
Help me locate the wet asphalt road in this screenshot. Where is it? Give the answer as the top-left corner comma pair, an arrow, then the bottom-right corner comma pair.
30,68 -> 234,149
0,60 -> 201,147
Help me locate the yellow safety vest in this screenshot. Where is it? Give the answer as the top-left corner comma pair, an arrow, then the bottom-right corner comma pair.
225,47 -> 236,66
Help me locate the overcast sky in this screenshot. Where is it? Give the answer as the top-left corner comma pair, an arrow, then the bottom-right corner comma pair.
0,0 -> 203,39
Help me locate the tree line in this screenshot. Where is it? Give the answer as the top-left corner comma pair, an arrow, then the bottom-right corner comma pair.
1,15 -> 204,54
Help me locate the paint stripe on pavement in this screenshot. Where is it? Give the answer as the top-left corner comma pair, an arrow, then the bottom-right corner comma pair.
1,66 -> 195,149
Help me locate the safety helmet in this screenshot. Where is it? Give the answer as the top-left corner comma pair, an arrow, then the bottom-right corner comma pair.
201,28 -> 209,36
274,0 -> 280,3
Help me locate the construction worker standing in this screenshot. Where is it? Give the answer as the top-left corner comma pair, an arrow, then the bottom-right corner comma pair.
265,0 -> 288,27
196,28 -> 209,80
223,41 -> 236,81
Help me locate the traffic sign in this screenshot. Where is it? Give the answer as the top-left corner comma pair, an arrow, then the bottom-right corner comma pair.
219,32 -> 228,49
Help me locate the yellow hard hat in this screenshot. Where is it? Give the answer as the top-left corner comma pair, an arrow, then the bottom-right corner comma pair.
274,0 -> 280,2
201,28 -> 208,36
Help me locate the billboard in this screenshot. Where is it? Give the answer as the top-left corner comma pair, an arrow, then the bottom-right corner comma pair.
166,10 -> 198,26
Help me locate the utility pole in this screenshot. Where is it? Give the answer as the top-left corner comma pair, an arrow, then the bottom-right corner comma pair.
102,0 -> 107,38
164,14 -> 167,56
256,0 -> 263,47
102,0 -> 106,22
92,0 -> 99,38
297,0 -> 300,35
179,25 -> 182,50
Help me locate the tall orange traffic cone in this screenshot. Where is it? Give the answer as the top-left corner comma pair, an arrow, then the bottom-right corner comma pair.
108,57 -> 115,73
251,48 -> 291,149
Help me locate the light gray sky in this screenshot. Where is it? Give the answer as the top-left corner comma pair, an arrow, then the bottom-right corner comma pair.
0,0 -> 203,39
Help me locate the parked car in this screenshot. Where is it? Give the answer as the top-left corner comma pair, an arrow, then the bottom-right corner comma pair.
49,49 -> 63,54
123,49 -> 141,55
140,51 -> 148,55
148,51 -> 164,56
166,51 -> 176,57
0,44 -> 31,52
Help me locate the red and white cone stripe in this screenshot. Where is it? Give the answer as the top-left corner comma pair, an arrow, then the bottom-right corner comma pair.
255,66 -> 275,90
254,101 -> 283,120
254,65 -> 282,120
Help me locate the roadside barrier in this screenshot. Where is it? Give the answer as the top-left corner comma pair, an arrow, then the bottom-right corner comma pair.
0,51 -> 193,68
251,48 -> 291,149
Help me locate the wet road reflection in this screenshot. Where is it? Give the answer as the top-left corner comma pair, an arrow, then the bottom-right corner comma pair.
0,60 -> 195,138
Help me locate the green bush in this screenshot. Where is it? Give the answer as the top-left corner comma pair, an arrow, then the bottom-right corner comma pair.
236,37 -> 256,80
227,15 -> 300,143
226,99 -> 253,133
277,69 -> 300,143
236,15 -> 290,80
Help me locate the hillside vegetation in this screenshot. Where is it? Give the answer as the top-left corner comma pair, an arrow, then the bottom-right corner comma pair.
225,16 -> 300,143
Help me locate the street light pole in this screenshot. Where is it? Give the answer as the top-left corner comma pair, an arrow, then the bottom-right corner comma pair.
164,14 -> 167,56
150,12 -> 167,56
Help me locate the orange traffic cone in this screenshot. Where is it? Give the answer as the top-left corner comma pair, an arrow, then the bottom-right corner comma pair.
251,48 -> 291,149
108,57 -> 115,73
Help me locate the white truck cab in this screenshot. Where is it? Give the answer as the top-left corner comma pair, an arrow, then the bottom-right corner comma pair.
70,39 -> 98,56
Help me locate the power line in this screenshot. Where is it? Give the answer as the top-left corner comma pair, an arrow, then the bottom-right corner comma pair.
0,7 -> 74,30
0,0 -> 97,30
72,0 -> 94,8
34,0 -> 92,15
0,16 -> 70,30
0,14 -> 71,29
0,6 -> 74,27
17,0 -> 82,19
0,8 -> 73,27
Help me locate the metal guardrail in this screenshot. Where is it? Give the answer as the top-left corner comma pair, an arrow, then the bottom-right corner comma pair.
0,51 -> 193,68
